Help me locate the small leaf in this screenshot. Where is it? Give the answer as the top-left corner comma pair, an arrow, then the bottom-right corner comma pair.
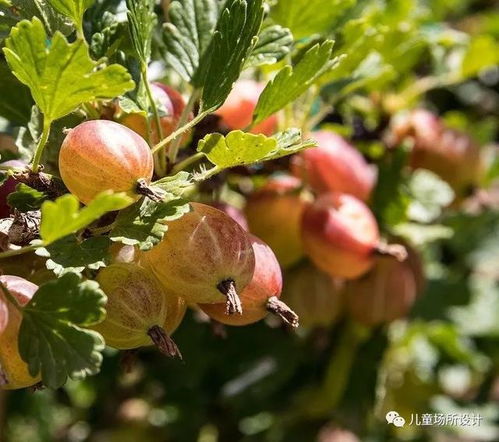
245,24 -> 293,68
38,235 -> 110,276
110,197 -> 191,251
40,192 -> 133,245
3,18 -> 135,123
162,0 -> 221,82
89,11 -> 123,59
253,41 -> 334,125
7,183 -> 47,212
47,0 -> 94,30
198,0 -> 265,111
19,273 -> 106,389
153,171 -> 194,195
126,0 -> 156,65
198,129 -> 314,168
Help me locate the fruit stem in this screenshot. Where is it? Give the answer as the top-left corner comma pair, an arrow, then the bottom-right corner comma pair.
217,279 -> 243,315
152,90 -> 203,157
171,152 -> 205,174
147,325 -> 182,359
167,88 -> 201,165
0,244 -> 39,260
375,242 -> 408,262
266,297 -> 299,328
142,66 -> 167,176
31,118 -> 51,172
135,178 -> 166,202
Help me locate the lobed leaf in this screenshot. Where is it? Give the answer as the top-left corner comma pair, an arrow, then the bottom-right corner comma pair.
40,191 -> 133,245
19,273 -> 106,389
110,197 -> 191,251
198,129 -> 315,169
3,18 -> 135,123
126,0 -> 156,65
47,0 -> 94,30
7,183 -> 47,212
252,40 -> 334,125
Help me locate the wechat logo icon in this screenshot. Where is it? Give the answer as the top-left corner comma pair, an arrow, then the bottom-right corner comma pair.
386,411 -> 406,427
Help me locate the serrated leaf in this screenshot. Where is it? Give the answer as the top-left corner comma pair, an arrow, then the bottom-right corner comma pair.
198,0 -> 265,112
0,0 -> 74,42
7,183 -> 47,212
162,0 -> 221,82
19,273 -> 106,388
3,18 -> 135,123
47,0 -> 94,29
89,11 -> 123,59
245,24 -> 293,68
153,171 -> 193,195
40,191 -> 133,245
110,197 -> 191,251
270,0 -> 355,40
126,0 -> 155,65
38,235 -> 110,276
198,129 -> 314,168
253,41 -> 334,125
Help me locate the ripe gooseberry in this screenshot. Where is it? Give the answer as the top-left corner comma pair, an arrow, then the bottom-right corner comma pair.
121,83 -> 191,145
245,175 -> 306,268
301,193 -> 380,279
199,234 -> 298,327
0,275 -> 41,390
141,203 -> 255,314
92,263 -> 186,357
59,120 -> 156,205
291,131 -> 377,201
215,79 -> 278,136
344,254 -> 421,326
281,262 -> 344,328
209,202 -> 249,231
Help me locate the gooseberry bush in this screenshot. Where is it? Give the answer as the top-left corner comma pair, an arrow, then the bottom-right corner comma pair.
0,0 -> 498,440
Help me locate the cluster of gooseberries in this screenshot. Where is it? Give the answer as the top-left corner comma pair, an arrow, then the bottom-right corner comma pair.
2,79 -> 474,391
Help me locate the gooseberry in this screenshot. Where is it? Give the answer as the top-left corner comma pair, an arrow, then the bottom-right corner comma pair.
245,175 -> 305,268
301,193 -> 380,279
199,234 -> 298,327
59,120 -> 155,205
141,203 -> 255,314
121,83 -> 190,145
344,254 -> 420,326
281,262 -> 344,328
291,131 -> 377,201
0,275 -> 41,390
215,79 -> 278,136
92,263 -> 186,357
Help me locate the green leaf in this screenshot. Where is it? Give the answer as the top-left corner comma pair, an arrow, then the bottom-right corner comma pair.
198,129 -> 314,168
126,0 -> 156,65
19,273 -> 106,388
47,0 -> 94,30
252,41 -> 334,125
270,0 -> 355,40
0,0 -> 73,42
407,170 -> 454,223
153,171 -> 194,195
198,0 -> 265,112
245,23 -> 293,68
0,60 -> 33,124
7,183 -> 47,212
38,235 -> 110,276
110,197 -> 191,251
461,35 -> 499,79
40,192 -> 133,245
162,0 -> 221,82
89,11 -> 124,59
3,18 -> 135,123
